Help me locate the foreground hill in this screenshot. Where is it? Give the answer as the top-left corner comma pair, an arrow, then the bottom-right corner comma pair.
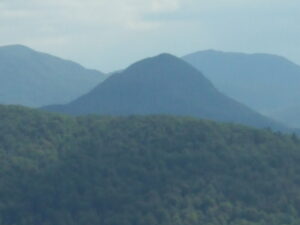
44,53 -> 285,130
1,105 -> 300,225
183,50 -> 300,128
0,45 -> 105,107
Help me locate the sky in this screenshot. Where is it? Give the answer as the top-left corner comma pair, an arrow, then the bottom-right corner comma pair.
1,0 -> 300,72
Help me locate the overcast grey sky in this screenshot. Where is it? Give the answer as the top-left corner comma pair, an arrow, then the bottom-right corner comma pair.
1,0 -> 300,72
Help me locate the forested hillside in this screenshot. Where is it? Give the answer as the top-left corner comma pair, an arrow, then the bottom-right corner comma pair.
1,105 -> 300,225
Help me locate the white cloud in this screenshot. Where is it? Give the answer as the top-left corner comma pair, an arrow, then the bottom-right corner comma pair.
0,0 -> 182,30
0,0 -> 184,70
0,0 -> 300,71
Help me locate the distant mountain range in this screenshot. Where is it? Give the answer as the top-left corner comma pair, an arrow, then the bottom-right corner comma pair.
183,50 -> 300,128
2,44 -> 298,130
44,53 -> 286,130
0,45 -> 105,107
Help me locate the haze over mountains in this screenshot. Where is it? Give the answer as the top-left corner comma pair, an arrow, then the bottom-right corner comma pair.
183,50 -> 300,128
44,53 -> 286,130
0,45 -> 105,107
2,45 -> 300,224
1,44 -> 298,130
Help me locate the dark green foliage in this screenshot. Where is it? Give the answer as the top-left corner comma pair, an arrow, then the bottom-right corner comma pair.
1,105 -> 300,224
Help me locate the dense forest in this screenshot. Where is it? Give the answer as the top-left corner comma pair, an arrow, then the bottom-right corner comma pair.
1,105 -> 300,225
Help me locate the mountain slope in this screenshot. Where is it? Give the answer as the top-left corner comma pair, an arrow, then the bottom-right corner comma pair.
0,45 -> 105,107
183,50 -> 300,128
45,53 -> 285,130
1,105 -> 300,225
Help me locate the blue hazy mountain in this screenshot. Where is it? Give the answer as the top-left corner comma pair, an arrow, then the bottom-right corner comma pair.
44,53 -> 286,130
183,50 -> 300,128
0,45 -> 105,107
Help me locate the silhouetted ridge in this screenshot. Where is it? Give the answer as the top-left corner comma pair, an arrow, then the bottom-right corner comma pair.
1,44 -> 32,51
183,50 -> 300,128
44,53 -> 287,130
117,53 -> 215,90
0,44 -> 105,107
